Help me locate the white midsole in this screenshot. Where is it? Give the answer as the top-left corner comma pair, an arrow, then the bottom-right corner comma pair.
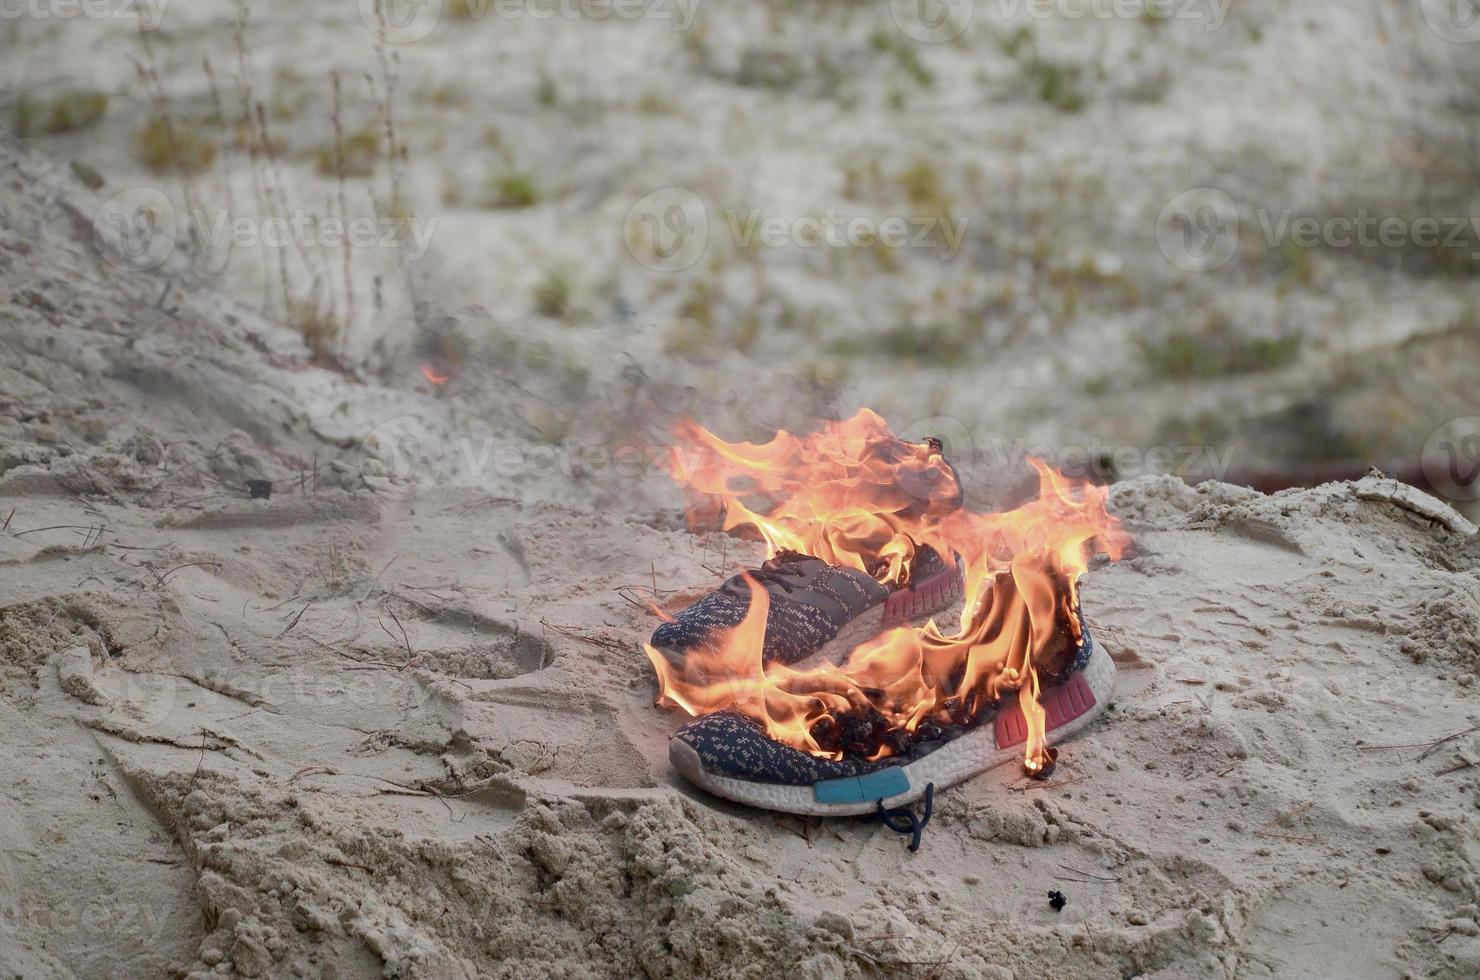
669,639 -> 1116,816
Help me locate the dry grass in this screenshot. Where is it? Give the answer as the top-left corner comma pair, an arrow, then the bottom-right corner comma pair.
135,117 -> 217,175
483,172 -> 540,209
533,270 -> 571,318
286,297 -> 341,362
313,125 -> 380,178
16,90 -> 110,137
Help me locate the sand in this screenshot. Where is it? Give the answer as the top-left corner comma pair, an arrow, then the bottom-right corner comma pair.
1,135 -> 1479,979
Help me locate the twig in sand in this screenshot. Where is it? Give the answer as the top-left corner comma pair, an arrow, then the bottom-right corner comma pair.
1356,723 -> 1480,758
386,605 -> 413,658
920,943 -> 961,980
185,727 -> 209,799
778,816 -> 814,847
279,601 -> 313,637
1057,863 -> 1120,883
1252,830 -> 1325,844
157,560 -> 222,584
1437,759 -> 1475,776
14,524 -> 108,538
1011,774 -> 1082,793
540,619 -> 632,655
1417,724 -> 1480,761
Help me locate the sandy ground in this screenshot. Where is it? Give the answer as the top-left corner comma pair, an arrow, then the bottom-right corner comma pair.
2,135 -> 1480,980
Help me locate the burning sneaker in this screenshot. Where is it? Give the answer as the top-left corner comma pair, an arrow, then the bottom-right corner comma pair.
644,410 -> 1128,823
666,609 -> 1113,817
647,544 -> 965,671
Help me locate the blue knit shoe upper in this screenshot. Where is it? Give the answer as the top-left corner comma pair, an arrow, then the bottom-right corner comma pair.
650,551 -> 889,665
650,546 -> 958,668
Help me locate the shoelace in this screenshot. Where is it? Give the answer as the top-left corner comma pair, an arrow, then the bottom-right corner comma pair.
724,551 -> 813,597
875,782 -> 934,852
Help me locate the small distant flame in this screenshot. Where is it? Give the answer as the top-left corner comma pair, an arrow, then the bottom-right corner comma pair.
644,410 -> 1128,773
421,363 -> 452,385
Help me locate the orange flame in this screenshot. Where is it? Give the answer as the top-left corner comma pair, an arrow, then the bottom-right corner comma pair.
421,363 -> 452,385
644,410 -> 1127,772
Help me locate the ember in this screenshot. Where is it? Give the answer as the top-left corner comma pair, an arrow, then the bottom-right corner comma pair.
644,410 -> 1128,773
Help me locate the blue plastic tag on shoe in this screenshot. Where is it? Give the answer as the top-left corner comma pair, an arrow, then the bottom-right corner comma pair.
813,767 -> 909,804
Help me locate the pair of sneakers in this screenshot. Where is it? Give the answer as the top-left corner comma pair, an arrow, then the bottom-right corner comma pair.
647,474 -> 1115,820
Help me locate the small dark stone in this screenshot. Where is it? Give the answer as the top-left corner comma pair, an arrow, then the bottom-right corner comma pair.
246,479 -> 273,500
70,161 -> 105,190
1048,890 -> 1067,911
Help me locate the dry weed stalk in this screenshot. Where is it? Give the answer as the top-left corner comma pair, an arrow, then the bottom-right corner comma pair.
132,22 -> 203,256
330,70 -> 357,353
233,0 -> 276,313
370,0 -> 423,331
